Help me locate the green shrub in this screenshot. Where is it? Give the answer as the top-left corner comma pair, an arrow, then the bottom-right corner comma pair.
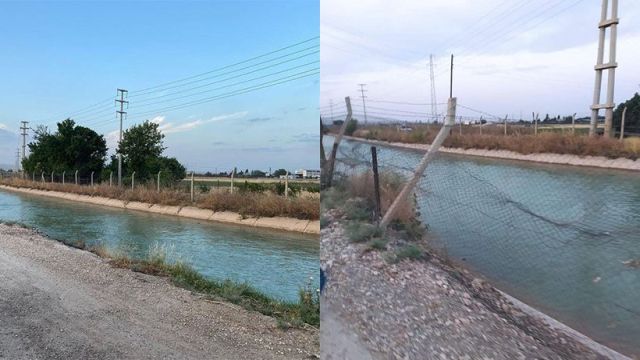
345,222 -> 381,243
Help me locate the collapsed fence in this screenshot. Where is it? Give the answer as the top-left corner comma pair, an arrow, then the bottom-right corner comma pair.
323,96 -> 640,357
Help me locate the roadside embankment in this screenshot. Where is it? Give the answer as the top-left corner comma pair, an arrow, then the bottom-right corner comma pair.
0,184 -> 320,234
0,223 -> 318,359
343,136 -> 640,171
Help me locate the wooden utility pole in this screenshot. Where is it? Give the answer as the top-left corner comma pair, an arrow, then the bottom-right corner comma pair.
371,146 -> 381,221
590,0 -> 619,137
116,89 -> 128,186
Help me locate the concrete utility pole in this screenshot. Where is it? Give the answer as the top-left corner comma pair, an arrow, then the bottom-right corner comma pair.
429,55 -> 438,122
358,84 -> 368,125
15,148 -> 20,172
590,0 -> 619,137
116,89 -> 128,186
620,106 -> 627,140
19,121 -> 29,175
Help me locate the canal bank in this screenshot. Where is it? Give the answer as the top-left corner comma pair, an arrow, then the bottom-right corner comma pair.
0,224 -> 318,359
0,184 -> 320,234
0,188 -> 318,302
343,135 -> 640,171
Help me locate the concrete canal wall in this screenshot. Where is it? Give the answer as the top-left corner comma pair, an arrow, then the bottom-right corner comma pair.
344,136 -> 640,172
0,185 -> 320,235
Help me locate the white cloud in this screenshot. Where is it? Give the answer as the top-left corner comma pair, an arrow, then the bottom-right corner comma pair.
0,123 -> 6,130
156,112 -> 248,134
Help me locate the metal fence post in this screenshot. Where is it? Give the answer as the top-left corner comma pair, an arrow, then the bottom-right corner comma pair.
285,171 -> 289,198
110,171 -> 113,187
32,172 -> 35,182
371,146 -> 382,221
504,115 -> 508,136
132,171 -> 135,190
572,113 -> 576,135
62,171 -> 65,184
190,171 -> 194,202
75,170 -> 78,185
230,168 -> 235,194
91,171 -> 94,187
157,171 -> 161,192
325,97 -> 353,188
41,171 -> 45,183
51,171 -> 54,183
380,97 -> 457,228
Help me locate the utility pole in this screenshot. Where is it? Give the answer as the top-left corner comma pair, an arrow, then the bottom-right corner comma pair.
19,121 -> 29,175
329,99 -> 334,122
590,0 -> 619,137
429,55 -> 438,122
115,89 -> 128,186
358,83 -> 368,125
15,148 -> 20,172
449,54 -> 454,99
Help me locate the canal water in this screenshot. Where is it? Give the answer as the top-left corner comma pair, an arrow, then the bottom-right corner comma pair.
0,189 -> 319,302
332,138 -> 640,357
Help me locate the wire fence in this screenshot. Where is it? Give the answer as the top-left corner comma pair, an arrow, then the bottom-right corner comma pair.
327,135 -> 640,356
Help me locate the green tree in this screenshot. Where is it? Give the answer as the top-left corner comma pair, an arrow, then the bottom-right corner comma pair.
614,93 -> 640,134
250,170 -> 266,177
273,168 -> 288,177
22,119 -> 107,177
345,119 -> 358,136
115,120 -> 185,183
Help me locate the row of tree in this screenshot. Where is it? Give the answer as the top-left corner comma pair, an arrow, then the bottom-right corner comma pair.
23,119 -> 186,184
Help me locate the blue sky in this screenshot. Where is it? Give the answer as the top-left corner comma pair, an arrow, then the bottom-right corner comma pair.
0,0 -> 319,172
321,0 -> 640,124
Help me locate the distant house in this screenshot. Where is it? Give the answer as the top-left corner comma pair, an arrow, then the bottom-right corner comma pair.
294,169 -> 321,179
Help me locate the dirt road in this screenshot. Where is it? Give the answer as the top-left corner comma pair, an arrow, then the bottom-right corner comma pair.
0,224 -> 318,360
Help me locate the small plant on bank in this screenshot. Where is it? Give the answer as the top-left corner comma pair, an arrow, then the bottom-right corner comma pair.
345,222 -> 381,243
368,236 -> 388,251
391,244 -> 425,263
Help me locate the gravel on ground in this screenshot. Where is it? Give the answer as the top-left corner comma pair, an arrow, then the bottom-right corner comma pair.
320,211 -> 618,360
0,223 -> 319,360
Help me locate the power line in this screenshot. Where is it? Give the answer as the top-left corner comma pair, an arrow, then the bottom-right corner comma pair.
129,36 -> 319,96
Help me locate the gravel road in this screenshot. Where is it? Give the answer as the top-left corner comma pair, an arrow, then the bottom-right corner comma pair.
0,224 -> 318,360
320,212 -> 622,360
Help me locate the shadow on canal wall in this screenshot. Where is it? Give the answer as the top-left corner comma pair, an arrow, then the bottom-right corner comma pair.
0,185 -> 320,235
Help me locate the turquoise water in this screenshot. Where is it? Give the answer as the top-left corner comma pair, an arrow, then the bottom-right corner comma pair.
0,190 -> 319,302
332,138 -> 640,357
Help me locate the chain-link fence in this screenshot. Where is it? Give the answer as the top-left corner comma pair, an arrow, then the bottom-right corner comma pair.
327,135 -> 640,356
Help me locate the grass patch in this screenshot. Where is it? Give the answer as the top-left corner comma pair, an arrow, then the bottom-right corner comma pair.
392,244 -> 425,263
368,236 -> 388,250
71,241 -> 319,328
345,221 -> 381,243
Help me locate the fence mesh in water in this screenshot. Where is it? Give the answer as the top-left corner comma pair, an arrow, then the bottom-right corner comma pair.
330,138 -> 640,356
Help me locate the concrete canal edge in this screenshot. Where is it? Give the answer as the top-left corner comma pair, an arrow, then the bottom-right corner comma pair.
0,185 -> 320,235
343,136 -> 640,172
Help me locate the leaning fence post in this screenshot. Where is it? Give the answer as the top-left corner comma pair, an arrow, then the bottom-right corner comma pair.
91,171 -> 94,187
190,171 -> 194,202
380,97 -> 457,228
325,97 -> 353,188
371,146 -> 382,221
131,171 -> 135,190
285,171 -> 289,198
75,170 -> 78,185
620,106 -> 627,140
157,171 -> 161,192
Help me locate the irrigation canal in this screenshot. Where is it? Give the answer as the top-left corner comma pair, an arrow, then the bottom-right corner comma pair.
332,137 -> 640,357
0,189 -> 319,302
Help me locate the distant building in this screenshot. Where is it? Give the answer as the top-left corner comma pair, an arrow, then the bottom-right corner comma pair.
295,169 -> 320,179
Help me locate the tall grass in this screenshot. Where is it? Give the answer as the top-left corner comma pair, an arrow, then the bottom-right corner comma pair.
89,243 -> 320,327
349,125 -> 640,160
0,178 -> 319,220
